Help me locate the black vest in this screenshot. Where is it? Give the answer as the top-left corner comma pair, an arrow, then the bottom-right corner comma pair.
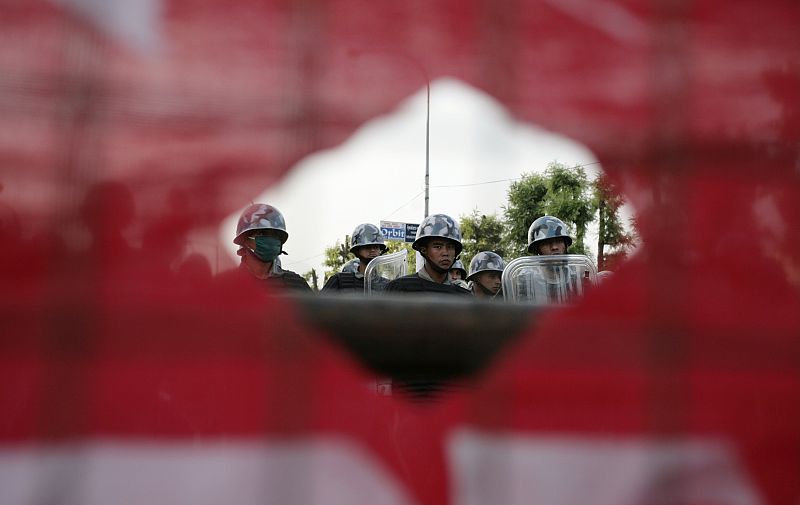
385,273 -> 471,296
321,272 -> 364,293
268,270 -> 313,292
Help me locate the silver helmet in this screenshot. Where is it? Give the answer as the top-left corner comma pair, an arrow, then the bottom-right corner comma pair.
467,251 -> 505,281
349,223 -> 387,254
233,203 -> 288,245
527,215 -> 573,253
412,213 -> 463,256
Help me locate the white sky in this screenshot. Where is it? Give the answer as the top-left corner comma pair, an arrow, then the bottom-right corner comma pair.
220,78 -> 602,285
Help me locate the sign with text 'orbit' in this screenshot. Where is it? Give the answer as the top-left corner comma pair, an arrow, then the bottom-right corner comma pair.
380,221 -> 419,243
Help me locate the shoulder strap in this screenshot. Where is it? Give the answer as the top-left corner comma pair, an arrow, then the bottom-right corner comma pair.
321,274 -> 341,292
273,271 -> 313,292
386,274 -> 471,295
322,272 -> 362,292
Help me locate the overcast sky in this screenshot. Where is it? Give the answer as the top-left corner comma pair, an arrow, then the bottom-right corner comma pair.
219,78 -> 602,285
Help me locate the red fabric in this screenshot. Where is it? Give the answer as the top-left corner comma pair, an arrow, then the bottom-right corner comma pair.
2,1 -> 799,504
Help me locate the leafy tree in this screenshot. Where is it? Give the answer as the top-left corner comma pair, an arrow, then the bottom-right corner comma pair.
322,235 -> 351,280
303,268 -> 320,292
593,172 -> 635,270
502,172 -> 549,258
459,209 -> 505,264
502,161 -> 596,258
545,162 -> 596,255
322,235 -> 416,280
384,240 -> 416,272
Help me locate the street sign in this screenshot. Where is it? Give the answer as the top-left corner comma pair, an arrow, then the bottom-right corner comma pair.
380,221 -> 420,243
380,221 -> 406,241
404,223 -> 418,243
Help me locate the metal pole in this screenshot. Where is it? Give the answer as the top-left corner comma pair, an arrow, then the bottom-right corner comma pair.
424,80 -> 430,218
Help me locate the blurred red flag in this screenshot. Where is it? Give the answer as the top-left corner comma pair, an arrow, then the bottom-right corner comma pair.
2,0 -> 799,504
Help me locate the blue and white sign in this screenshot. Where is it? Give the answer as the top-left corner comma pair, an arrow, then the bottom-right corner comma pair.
380,221 -> 420,243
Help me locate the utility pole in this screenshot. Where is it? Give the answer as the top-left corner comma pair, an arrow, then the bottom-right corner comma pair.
424,80 -> 430,218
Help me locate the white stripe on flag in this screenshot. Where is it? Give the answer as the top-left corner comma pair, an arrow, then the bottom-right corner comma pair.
51,0 -> 162,53
448,430 -> 764,505
0,438 -> 416,505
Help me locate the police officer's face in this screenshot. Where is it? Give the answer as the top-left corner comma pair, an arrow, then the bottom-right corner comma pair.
355,244 -> 382,261
449,270 -> 463,280
242,228 -> 283,248
422,239 -> 456,269
537,238 -> 567,255
475,271 -> 502,294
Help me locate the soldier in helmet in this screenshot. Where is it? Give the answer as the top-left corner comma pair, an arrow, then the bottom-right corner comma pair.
222,203 -> 312,292
385,213 -> 471,296
449,259 -> 467,281
448,259 -> 470,289
526,215 -> 580,301
467,251 -> 505,299
528,215 -> 573,256
322,223 -> 387,294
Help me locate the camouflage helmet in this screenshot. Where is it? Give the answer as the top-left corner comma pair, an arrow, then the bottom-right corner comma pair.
467,251 -> 505,281
450,259 -> 467,278
527,215 -> 573,253
349,223 -> 387,254
233,203 -> 288,245
412,213 -> 463,256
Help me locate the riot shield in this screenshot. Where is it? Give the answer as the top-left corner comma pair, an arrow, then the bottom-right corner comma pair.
364,250 -> 408,295
502,254 -> 597,304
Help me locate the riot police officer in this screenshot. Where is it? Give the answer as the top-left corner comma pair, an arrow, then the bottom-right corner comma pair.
528,215 -> 573,255
449,259 -> 467,281
525,215 -> 580,302
322,223 -> 387,294
467,251 -> 505,298
223,203 -> 311,292
448,259 -> 471,290
385,213 -> 470,296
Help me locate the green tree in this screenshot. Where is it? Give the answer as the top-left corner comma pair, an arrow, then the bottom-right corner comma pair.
322,235 -> 351,280
385,240 -> 416,272
502,172 -> 549,258
545,162 -> 596,255
459,209 -> 505,264
303,268 -> 320,292
322,235 -> 416,281
593,173 -> 636,270
502,161 -> 596,258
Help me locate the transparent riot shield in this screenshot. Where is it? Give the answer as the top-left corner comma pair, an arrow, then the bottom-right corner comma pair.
502,254 -> 598,304
364,250 -> 408,295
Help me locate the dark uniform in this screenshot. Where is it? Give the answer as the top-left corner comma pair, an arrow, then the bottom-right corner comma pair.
322,224 -> 390,295
229,203 -> 312,294
385,213 -> 472,399
217,259 -> 312,293
385,272 -> 471,296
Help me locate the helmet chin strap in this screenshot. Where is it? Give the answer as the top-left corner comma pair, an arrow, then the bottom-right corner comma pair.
423,253 -> 457,274
476,281 -> 494,295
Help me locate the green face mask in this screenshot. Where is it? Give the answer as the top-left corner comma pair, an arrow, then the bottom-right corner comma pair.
253,236 -> 282,262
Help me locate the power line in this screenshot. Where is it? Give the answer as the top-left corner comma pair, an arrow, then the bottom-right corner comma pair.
431,177 -> 519,188
431,161 -> 603,189
381,190 -> 425,220
285,190 -> 425,268
282,251 -> 326,267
